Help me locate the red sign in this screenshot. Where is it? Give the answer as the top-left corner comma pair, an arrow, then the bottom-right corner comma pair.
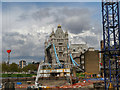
7,50 -> 11,53
100,63 -> 103,66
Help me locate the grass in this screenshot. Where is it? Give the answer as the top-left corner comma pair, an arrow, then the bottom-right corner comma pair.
1,74 -> 36,77
76,73 -> 85,77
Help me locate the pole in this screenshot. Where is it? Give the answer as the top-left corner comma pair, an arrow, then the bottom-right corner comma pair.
7,53 -> 10,65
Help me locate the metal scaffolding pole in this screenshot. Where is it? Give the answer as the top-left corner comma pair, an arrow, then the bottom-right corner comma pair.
102,0 -> 120,89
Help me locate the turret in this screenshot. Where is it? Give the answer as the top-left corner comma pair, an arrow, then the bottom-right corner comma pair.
57,24 -> 61,28
65,30 -> 68,38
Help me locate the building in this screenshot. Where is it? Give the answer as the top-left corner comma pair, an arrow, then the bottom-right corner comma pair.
80,48 -> 100,74
39,25 -> 100,78
44,25 -> 88,68
44,25 -> 69,66
19,60 -> 26,68
70,44 -> 88,65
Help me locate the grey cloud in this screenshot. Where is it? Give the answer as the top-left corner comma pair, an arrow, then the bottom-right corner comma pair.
2,4 -> 101,63
29,7 -> 92,34
17,13 -> 30,21
3,32 -> 26,46
32,8 -> 51,21
2,31 -> 46,63
60,8 -> 91,34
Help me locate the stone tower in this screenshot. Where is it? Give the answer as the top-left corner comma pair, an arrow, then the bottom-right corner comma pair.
44,25 -> 70,66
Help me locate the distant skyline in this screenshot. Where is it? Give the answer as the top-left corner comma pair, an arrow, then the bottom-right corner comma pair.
2,2 -> 102,64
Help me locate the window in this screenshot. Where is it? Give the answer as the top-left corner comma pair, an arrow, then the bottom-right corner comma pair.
65,34 -> 68,37
81,61 -> 84,64
57,39 -> 60,42
73,48 -> 75,52
59,47 -> 62,51
81,56 -> 84,59
59,43 -> 62,45
59,53 -> 62,57
84,49 -> 86,52
82,66 -> 84,69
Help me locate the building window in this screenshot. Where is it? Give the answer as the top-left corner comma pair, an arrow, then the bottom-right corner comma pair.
65,34 -> 68,37
82,66 -> 84,69
73,48 -> 75,52
59,43 -> 62,45
59,47 -> 62,51
81,56 -> 84,58
84,49 -> 86,52
81,61 -> 84,64
59,53 -> 62,57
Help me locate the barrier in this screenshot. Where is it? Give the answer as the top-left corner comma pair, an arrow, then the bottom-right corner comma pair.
16,82 -> 22,85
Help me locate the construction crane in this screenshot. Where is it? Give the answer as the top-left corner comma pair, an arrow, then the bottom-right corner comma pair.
102,0 -> 120,89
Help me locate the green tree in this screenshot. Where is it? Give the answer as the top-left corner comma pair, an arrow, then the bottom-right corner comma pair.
2,63 -> 9,72
22,64 -> 37,72
9,63 -> 19,72
18,67 -> 22,72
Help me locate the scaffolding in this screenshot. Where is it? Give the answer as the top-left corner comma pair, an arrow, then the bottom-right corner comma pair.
102,0 -> 120,89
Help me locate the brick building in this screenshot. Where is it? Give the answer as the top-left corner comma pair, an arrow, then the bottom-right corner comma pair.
80,48 -> 100,74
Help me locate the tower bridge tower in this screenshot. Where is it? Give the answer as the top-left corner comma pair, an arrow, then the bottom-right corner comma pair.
44,25 -> 70,66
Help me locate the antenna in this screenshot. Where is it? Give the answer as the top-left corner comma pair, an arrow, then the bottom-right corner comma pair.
7,50 -> 11,65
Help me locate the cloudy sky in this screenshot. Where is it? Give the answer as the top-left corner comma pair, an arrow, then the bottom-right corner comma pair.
2,2 -> 103,64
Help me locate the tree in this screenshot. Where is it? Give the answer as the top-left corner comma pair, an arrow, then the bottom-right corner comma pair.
9,63 -> 19,72
2,63 -> 9,72
22,64 -> 37,72
18,68 -> 22,72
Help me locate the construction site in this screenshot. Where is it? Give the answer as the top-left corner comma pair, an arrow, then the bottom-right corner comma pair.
33,1 -> 120,90
2,0 -> 120,90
